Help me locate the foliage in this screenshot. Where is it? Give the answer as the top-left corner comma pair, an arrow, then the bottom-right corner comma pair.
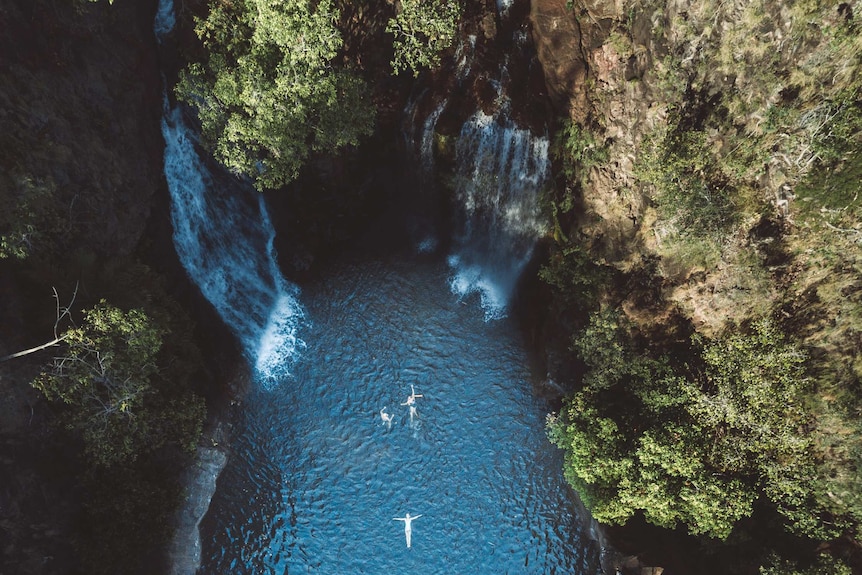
177,0 -> 376,190
638,112 -> 739,238
552,120 -> 609,185
548,311 -> 829,540
759,552 -> 853,575
795,86 -> 862,225
386,0 -> 462,77
544,0 -> 862,569
32,300 -> 204,467
538,242 -> 610,310
0,174 -> 64,261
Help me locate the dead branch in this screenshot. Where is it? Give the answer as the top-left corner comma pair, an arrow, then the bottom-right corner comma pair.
0,284 -> 78,363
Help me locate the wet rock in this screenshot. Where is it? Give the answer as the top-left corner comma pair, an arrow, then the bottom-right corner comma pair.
168,446 -> 228,575
529,0 -> 589,119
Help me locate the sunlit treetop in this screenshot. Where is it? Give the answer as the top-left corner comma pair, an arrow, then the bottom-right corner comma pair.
386,0 -> 462,77
177,0 -> 376,190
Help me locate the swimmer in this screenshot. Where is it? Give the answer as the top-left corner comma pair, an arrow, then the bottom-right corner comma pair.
393,512 -> 422,548
380,407 -> 394,429
400,385 -> 423,406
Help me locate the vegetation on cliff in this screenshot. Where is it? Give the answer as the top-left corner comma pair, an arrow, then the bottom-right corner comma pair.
386,0 -> 463,76
6,0 -> 859,573
539,0 -> 861,571
176,0 -> 376,191
33,298 -> 204,467
0,1 -> 210,573
548,313 -> 829,541
176,0 -> 462,190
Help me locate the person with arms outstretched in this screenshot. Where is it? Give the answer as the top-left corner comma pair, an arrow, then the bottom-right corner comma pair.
400,385 -> 423,406
401,385 -> 423,422
393,512 -> 422,548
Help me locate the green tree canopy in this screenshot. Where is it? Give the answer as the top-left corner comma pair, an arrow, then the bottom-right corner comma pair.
386,0 -> 462,77
548,311 -> 826,540
32,300 -> 203,466
177,0 -> 376,190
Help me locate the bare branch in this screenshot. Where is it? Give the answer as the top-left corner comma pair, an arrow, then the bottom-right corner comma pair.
1,284 -> 78,362
53,282 -> 78,340
0,335 -> 69,362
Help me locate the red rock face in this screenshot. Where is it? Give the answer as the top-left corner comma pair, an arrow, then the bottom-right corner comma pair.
529,0 -> 589,121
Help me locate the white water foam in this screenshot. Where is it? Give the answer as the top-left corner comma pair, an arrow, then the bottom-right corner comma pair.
161,103 -> 305,387
497,0 -> 515,16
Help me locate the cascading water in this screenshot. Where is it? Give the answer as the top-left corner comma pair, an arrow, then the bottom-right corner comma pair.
154,0 -> 175,40
156,0 -> 304,385
402,22 -> 550,321
447,108 -> 549,321
496,0 -> 515,15
402,36 -> 476,173
405,24 -> 550,321
400,34 -> 481,256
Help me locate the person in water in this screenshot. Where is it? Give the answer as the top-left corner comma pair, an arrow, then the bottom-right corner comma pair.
380,407 -> 394,429
401,385 -> 423,422
393,512 -> 422,548
400,385 -> 423,407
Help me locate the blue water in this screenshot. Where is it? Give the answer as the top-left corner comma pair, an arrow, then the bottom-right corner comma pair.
198,255 -> 601,575
156,3 -> 600,572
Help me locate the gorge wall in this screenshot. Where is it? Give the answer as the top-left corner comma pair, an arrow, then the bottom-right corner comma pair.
529,0 -> 862,571
0,1 -> 204,573
531,0 -> 861,344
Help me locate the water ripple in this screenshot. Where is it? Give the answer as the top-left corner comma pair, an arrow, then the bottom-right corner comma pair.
200,256 -> 600,575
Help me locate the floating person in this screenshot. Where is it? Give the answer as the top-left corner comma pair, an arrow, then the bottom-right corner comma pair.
400,385 -> 423,407
401,385 -> 423,424
380,407 -> 395,429
393,512 -> 422,548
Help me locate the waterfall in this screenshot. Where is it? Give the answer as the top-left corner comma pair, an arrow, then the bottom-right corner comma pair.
402,25 -> 549,320
409,35 -> 476,172
403,89 -> 448,175
154,0 -> 175,42
448,108 -> 549,321
156,0 -> 304,386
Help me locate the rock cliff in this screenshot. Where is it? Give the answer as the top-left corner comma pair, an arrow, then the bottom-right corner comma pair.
0,1 -> 177,573
529,0 -> 861,571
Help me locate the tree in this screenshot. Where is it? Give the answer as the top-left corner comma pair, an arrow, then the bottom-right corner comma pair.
386,0 -> 462,77
548,311 -> 822,539
32,300 -> 202,466
177,0 -> 375,190
0,175 -> 62,261
759,552 -> 853,575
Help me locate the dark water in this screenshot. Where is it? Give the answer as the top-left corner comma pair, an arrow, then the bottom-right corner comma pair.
198,254 -> 601,575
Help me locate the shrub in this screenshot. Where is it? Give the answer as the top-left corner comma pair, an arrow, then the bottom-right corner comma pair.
386,0 -> 462,77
